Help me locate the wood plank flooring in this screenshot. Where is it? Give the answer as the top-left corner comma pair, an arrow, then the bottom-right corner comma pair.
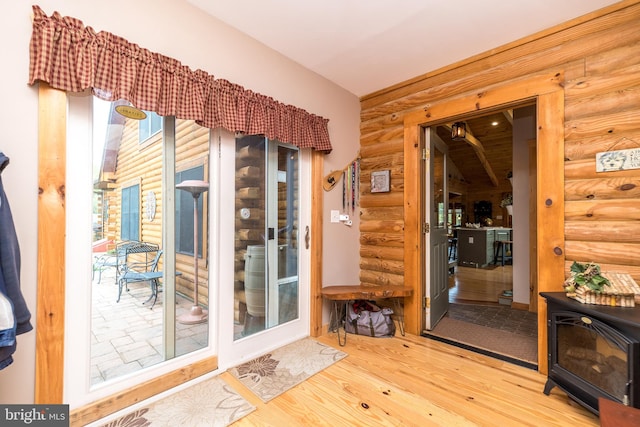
221,332 -> 598,426
449,265 -> 515,305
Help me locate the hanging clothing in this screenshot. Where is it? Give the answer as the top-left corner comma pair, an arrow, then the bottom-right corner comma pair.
0,152 -> 33,370
0,287 -> 16,370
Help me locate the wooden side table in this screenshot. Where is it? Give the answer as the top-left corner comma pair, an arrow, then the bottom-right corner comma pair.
321,285 -> 413,346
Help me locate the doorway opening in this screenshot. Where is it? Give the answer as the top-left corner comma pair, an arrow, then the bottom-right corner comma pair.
423,105 -> 538,367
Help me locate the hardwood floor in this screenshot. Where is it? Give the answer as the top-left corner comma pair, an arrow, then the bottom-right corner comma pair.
220,267 -> 572,425
222,332 -> 598,426
449,265 -> 514,305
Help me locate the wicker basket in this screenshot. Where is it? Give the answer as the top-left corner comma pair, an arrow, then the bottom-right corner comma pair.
566,272 -> 640,307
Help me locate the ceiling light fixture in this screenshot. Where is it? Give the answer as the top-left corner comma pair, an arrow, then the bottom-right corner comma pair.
451,122 -> 466,141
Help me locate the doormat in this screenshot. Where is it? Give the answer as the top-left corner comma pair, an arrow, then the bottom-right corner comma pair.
424,331 -> 537,370
99,376 -> 255,427
424,315 -> 537,368
228,337 -> 347,402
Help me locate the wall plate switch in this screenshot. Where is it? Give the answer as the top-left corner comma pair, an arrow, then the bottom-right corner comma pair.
330,210 -> 340,223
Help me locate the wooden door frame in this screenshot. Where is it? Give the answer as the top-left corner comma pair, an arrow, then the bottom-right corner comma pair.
37,83 -> 325,423
403,72 -> 565,374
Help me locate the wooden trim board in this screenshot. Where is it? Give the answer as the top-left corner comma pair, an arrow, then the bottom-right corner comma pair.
403,72 -> 565,375
35,83 -> 66,404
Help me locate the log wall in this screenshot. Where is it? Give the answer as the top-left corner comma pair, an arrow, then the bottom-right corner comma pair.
359,3 -> 640,291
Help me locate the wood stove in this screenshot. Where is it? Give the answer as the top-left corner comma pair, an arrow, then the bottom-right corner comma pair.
541,292 -> 640,414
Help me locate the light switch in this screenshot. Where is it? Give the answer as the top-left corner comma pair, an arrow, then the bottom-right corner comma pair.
330,210 -> 340,223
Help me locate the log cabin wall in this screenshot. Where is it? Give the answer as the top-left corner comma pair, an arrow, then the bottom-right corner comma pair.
106,117 -> 210,305
358,2 -> 640,306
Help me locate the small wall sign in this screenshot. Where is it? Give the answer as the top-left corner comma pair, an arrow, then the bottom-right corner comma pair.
115,105 -> 147,120
596,147 -> 640,172
371,170 -> 390,193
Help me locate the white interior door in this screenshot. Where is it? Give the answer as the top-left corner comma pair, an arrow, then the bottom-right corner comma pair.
424,127 -> 449,331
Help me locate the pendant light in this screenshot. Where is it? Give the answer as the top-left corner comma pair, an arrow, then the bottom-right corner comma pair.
451,122 -> 467,141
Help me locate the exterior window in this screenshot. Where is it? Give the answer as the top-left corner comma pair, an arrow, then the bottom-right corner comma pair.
176,165 -> 205,257
139,111 -> 162,143
121,184 -> 140,241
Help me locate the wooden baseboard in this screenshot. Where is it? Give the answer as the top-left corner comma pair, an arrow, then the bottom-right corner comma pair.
511,301 -> 531,311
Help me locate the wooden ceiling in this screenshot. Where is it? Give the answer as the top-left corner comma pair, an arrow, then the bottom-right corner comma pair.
435,110 -> 514,190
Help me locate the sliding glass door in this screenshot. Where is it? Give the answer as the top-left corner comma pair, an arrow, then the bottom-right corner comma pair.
234,135 -> 299,337
218,132 -> 309,367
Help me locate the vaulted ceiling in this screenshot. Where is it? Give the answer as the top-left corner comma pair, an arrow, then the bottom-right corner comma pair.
187,1 -> 621,186
435,111 -> 515,190
188,0 -> 621,97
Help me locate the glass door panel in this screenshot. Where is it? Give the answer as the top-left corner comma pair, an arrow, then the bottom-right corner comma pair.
173,119 -> 210,356
89,98 -> 209,386
234,135 -> 299,339
275,145 -> 299,325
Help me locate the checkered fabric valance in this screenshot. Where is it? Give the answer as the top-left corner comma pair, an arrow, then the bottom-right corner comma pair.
27,5 -> 332,152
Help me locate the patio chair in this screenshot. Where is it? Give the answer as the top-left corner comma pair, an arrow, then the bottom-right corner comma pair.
117,249 -> 164,308
92,240 -> 138,284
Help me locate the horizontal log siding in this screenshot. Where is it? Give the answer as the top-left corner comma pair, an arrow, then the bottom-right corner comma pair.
359,2 -> 640,288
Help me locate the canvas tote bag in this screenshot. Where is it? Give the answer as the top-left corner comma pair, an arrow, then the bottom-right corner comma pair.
345,300 -> 396,337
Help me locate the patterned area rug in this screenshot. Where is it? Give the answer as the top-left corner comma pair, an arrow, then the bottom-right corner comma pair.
100,376 -> 255,427
228,337 -> 347,402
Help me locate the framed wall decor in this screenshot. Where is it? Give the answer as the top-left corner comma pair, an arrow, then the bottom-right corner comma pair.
371,170 -> 390,193
145,190 -> 156,221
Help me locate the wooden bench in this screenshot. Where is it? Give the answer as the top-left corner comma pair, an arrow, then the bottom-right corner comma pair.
321,285 -> 413,346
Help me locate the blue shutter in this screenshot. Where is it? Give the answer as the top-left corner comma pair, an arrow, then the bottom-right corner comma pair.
121,184 -> 140,241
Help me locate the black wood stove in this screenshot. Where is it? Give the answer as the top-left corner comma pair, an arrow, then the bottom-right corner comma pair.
541,292 -> 640,414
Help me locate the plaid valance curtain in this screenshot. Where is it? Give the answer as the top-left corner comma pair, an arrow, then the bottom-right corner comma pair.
27,5 -> 332,152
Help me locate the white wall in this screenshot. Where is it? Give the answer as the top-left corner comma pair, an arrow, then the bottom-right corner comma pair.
512,106 -> 537,306
0,1 -> 360,404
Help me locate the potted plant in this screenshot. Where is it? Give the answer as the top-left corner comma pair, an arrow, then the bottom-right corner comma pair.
563,261 -> 610,294
500,192 -> 513,216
